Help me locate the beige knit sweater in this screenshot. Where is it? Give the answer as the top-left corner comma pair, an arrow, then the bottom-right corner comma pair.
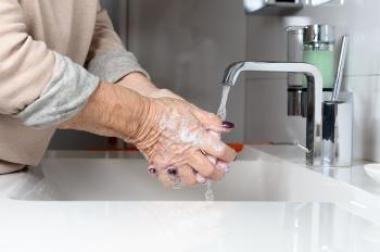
0,0 -> 147,173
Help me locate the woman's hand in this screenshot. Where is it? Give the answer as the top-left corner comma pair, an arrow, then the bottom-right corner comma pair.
117,72 -> 185,100
61,80 -> 236,188
129,97 -> 236,187
116,72 -> 161,97
117,73 -> 236,187
117,72 -> 231,133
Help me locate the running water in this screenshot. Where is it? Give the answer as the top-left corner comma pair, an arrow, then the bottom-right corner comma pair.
216,85 -> 231,121
204,181 -> 215,201
204,85 -> 232,201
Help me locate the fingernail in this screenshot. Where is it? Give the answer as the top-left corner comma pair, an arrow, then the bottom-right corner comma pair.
167,168 -> 178,176
216,162 -> 229,173
148,167 -> 157,176
222,121 -> 235,129
196,174 -> 207,184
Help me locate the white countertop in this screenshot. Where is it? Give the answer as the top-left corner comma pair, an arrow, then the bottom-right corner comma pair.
0,146 -> 380,252
256,145 -> 380,198
1,201 -> 380,252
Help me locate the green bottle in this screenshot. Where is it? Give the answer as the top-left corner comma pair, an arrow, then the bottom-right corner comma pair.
303,25 -> 336,89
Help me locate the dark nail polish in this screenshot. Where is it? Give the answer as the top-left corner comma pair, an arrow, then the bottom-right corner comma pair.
167,168 -> 178,176
148,167 -> 157,175
222,121 -> 235,129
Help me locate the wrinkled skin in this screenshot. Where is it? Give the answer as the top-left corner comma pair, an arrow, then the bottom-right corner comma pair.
128,97 -> 236,188
117,75 -> 235,187
62,74 -> 237,188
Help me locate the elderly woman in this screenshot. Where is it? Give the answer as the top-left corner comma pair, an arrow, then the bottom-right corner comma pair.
0,0 -> 236,187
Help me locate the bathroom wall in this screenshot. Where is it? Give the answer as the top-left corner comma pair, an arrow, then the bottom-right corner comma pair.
244,0 -> 380,161
127,0 -> 247,142
47,0 -> 380,160
100,0 -> 128,42
49,0 -> 247,150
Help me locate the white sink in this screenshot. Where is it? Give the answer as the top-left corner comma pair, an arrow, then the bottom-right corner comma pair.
4,147 -> 380,252
9,147 -> 366,203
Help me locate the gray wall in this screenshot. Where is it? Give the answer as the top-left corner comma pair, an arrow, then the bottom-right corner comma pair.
128,0 -> 247,142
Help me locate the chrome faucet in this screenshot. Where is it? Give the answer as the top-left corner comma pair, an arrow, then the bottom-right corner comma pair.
222,61 -> 323,166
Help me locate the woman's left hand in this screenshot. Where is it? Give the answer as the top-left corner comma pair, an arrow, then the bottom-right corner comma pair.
117,72 -> 234,187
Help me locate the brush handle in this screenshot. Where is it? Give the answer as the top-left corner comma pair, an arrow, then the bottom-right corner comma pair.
331,35 -> 349,101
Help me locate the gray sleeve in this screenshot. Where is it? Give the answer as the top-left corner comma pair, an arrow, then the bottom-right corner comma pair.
16,53 -> 100,128
87,49 -> 150,83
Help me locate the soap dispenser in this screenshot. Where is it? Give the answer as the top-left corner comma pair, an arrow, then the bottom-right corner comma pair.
303,24 -> 336,90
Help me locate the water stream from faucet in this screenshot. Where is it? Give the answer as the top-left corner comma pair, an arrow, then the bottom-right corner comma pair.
216,85 -> 231,121
204,85 -> 232,201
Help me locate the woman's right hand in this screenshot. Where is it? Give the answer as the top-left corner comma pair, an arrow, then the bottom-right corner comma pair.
61,82 -> 236,188
129,96 -> 236,187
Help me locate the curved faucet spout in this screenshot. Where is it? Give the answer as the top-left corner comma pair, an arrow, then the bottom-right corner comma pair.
221,61 -> 323,166
222,61 -> 322,87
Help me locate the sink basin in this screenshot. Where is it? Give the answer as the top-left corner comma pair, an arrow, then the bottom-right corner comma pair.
9,147 -> 360,202
5,147 -> 380,251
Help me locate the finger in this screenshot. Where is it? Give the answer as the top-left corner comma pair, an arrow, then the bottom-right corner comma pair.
147,165 -> 158,177
187,150 -> 216,178
216,161 -> 230,173
198,132 -> 237,163
178,165 -> 197,186
158,172 -> 176,188
190,106 -> 228,132
206,154 -> 217,165
195,174 -> 207,184
151,89 -> 184,101
205,154 -> 227,180
191,106 -> 235,133
209,166 -> 225,181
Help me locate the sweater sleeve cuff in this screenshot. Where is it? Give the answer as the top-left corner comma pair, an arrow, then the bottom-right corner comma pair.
16,53 -> 100,128
87,49 -> 150,83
